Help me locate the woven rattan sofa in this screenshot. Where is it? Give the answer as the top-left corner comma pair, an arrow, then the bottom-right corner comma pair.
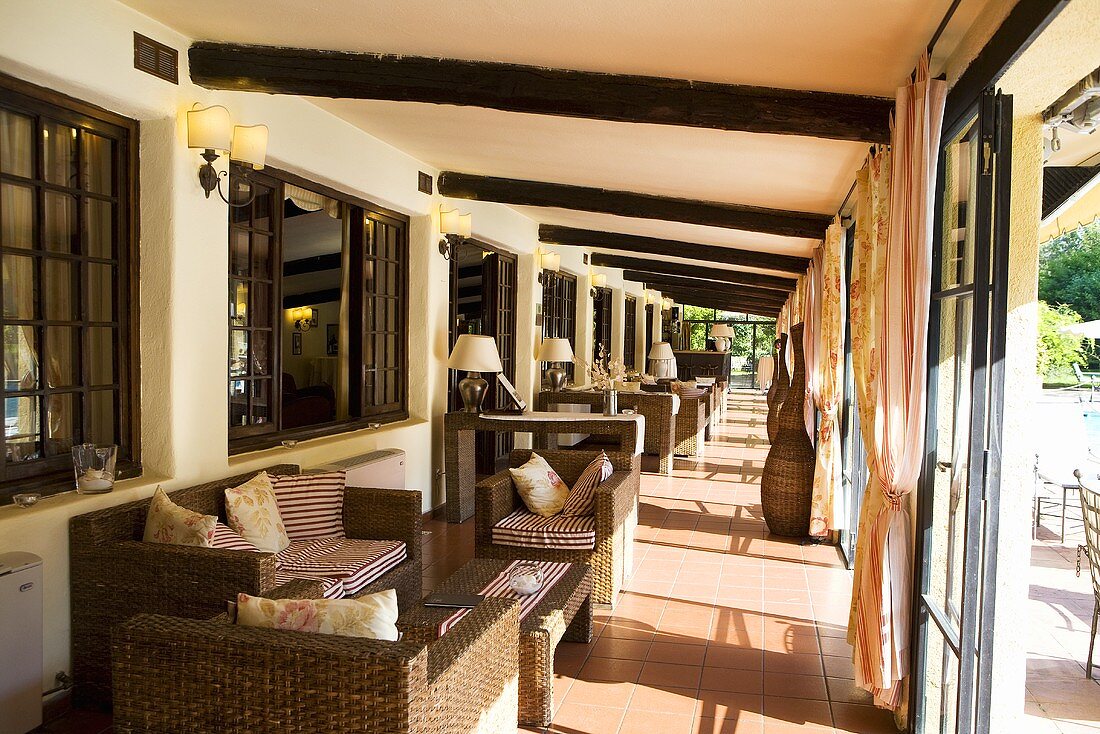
675,391 -> 709,457
111,597 -> 519,733
474,449 -> 638,606
70,465 -> 422,706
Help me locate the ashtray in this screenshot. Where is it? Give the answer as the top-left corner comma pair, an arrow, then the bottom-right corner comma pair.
621,409 -> 636,415
12,493 -> 42,508
508,563 -> 544,595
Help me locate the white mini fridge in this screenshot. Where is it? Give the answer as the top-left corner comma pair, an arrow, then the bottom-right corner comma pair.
0,552 -> 43,734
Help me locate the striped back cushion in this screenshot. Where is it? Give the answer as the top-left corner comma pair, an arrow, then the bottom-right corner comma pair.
272,472 -> 346,541
560,452 -> 612,517
209,523 -> 261,552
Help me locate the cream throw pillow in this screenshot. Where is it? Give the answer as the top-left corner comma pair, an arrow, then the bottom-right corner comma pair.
236,588 -> 400,641
224,472 -> 290,553
143,486 -> 218,547
509,453 -> 569,517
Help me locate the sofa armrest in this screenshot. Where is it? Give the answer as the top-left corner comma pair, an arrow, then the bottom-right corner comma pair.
110,540 -> 278,602
344,486 -> 423,566
593,470 -> 636,540
475,471 -> 519,547
402,597 -> 519,687
112,613 -> 429,730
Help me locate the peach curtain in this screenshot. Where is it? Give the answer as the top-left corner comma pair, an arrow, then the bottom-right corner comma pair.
852,56 -> 946,711
809,220 -> 845,538
802,254 -> 821,439
846,149 -> 891,641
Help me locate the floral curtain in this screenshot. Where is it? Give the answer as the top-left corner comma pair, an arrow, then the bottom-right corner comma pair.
809,220 -> 846,538
846,147 -> 890,641
851,55 -> 946,711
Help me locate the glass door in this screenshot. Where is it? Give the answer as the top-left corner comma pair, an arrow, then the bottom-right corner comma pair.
912,89 -> 1012,734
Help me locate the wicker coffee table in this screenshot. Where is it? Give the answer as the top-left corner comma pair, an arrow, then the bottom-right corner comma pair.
419,558 -> 592,727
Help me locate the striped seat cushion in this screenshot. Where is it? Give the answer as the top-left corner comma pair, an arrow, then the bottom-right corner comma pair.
560,452 -> 612,517
272,571 -> 344,600
208,523 -> 261,552
492,509 -> 596,550
272,472 -> 346,541
275,537 -> 407,596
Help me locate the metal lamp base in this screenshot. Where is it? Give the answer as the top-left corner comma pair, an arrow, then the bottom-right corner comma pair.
545,366 -> 567,392
458,372 -> 489,412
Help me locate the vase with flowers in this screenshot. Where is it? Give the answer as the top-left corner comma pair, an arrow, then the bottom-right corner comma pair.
581,345 -> 626,415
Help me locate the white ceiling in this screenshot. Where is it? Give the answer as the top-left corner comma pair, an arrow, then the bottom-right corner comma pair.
124,0 -> 992,275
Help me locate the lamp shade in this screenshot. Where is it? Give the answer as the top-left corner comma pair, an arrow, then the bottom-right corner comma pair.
591,272 -> 607,288
541,251 -> 560,272
231,124 -> 268,169
648,342 -> 675,360
187,104 -> 232,151
537,337 -> 574,363
710,323 -> 733,337
448,334 -> 503,372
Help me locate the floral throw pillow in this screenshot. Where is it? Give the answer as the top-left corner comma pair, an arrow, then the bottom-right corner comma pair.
143,486 -> 218,547
224,472 -> 290,553
236,588 -> 400,641
509,452 -> 570,517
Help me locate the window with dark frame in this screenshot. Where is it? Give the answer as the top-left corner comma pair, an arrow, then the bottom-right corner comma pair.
0,74 -> 139,502
624,295 -> 637,369
592,287 -> 612,366
227,164 -> 409,453
541,270 -> 577,381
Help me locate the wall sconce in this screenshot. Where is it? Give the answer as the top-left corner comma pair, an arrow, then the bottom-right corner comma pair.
438,207 -> 472,260
291,306 -> 315,331
590,271 -> 607,301
187,103 -> 269,208
537,249 -> 561,285
662,297 -> 673,311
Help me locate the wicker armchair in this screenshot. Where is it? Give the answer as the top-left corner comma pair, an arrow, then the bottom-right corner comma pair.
70,466 -> 423,706
475,450 -> 638,606
111,598 -> 520,733
675,392 -> 708,457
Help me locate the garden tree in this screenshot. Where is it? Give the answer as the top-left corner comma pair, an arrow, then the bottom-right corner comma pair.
1036,301 -> 1087,383
1039,223 -> 1100,322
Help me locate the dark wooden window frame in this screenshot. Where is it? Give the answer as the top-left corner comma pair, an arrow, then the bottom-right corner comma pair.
592,286 -> 612,365
541,269 -> 578,382
0,72 -> 140,503
228,164 -> 409,455
624,295 -> 637,369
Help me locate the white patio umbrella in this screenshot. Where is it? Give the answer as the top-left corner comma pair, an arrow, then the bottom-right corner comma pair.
1060,320 -> 1100,338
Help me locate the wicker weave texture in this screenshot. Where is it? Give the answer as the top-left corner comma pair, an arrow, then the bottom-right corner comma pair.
761,324 -> 815,536
474,450 -> 637,606
766,333 -> 790,445
70,466 -> 423,706
420,559 -> 592,726
112,597 -> 519,733
675,398 -> 707,457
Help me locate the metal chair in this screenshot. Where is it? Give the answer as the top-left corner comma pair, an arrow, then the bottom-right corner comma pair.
1073,363 -> 1100,402
1073,469 -> 1100,679
1034,402 -> 1098,542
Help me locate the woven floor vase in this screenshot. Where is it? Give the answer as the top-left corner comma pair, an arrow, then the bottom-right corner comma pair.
765,333 -> 789,445
761,323 -> 815,537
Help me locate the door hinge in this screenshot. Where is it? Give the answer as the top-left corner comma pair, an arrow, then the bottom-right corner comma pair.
982,141 -> 993,175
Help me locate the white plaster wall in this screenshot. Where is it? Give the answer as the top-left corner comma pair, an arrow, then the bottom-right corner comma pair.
0,0 -> 648,688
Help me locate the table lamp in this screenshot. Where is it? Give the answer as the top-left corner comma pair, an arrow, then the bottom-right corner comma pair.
537,337 -> 575,391
710,323 -> 733,352
447,334 -> 503,412
648,341 -> 675,378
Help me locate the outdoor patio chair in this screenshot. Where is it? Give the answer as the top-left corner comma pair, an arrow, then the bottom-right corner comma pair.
112,598 -> 520,733
1073,469 -> 1100,679
1034,402 -> 1099,542
1074,363 -> 1100,401
474,449 -> 638,606
70,466 -> 423,706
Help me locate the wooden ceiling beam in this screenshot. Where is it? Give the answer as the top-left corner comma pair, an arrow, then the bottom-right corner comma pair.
539,225 -> 810,272
655,285 -> 785,311
438,173 -> 829,238
662,291 -> 780,318
625,271 -> 788,305
189,42 -> 892,143
590,253 -> 797,291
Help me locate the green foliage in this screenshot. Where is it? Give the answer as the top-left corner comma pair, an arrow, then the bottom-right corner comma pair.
681,305 -> 715,321
1039,223 -> 1100,323
1036,301 -> 1087,384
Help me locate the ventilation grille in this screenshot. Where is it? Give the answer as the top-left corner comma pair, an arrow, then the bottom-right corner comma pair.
133,32 -> 178,84
418,172 -> 433,195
